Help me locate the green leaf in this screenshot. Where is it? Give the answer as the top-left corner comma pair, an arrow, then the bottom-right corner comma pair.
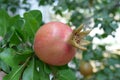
0,10 -> 10,37
104,26 -> 112,34
13,52 -> 32,65
110,22 -> 118,30
83,50 -> 94,61
0,48 -> 31,68
103,68 -> 113,78
22,57 -> 40,80
0,48 -> 18,67
58,0 -> 68,11
106,58 -> 120,66
22,10 -> 42,41
9,15 -> 23,28
36,60 -> 50,80
9,15 -> 25,42
96,73 -> 107,80
2,52 -> 30,80
56,69 -> 76,80
114,68 -> 120,78
93,47 -> 103,60
9,30 -> 22,47
3,64 -> 25,80
3,57 -> 30,80
43,63 -> 51,74
0,59 -> 11,73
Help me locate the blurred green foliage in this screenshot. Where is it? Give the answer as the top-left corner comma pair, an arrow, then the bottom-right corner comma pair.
0,0 -> 120,80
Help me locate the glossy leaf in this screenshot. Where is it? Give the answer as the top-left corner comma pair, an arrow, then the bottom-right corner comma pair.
36,60 -> 50,80
3,65 -> 26,80
22,10 -> 42,41
0,48 -> 31,68
56,69 -> 76,80
0,10 -> 10,37
0,48 -> 18,67
22,58 -> 40,80
0,60 -> 10,73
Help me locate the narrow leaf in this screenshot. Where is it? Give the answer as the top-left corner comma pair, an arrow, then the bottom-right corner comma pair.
0,10 -> 10,36
22,57 -> 40,80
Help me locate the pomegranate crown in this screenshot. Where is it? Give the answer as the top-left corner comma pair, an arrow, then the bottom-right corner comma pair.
69,24 -> 91,50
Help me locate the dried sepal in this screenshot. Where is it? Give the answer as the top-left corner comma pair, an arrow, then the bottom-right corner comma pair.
69,39 -> 87,50
69,24 -> 91,50
73,24 -> 84,34
80,40 -> 90,46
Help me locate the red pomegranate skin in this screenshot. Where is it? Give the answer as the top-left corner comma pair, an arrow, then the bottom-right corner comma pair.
34,22 -> 76,66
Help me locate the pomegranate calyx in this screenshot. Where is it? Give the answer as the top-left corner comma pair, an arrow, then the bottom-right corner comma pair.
69,24 -> 91,50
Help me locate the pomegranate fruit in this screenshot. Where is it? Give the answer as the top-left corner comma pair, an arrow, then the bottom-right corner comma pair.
34,22 -> 90,66
79,61 -> 93,76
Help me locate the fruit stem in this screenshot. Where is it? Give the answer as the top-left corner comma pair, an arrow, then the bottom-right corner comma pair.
68,24 -> 91,50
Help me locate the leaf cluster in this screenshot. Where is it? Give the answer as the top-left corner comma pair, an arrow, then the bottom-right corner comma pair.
0,10 -> 76,80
